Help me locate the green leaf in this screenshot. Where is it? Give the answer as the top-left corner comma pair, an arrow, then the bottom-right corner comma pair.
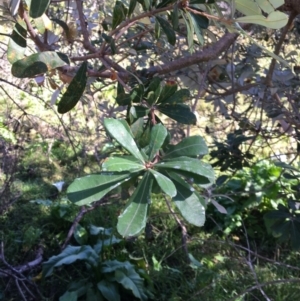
57,61 -> 88,114
52,18 -> 70,40
235,11 -> 288,29
29,0 -> 50,18
255,0 -> 275,14
67,172 -> 134,206
157,104 -> 197,125
269,0 -> 284,9
146,77 -> 162,105
182,10 -> 194,51
116,82 -> 131,105
167,171 -> 206,226
7,22 -> 27,64
190,11 -> 209,29
130,84 -> 144,103
102,33 -> 117,54
43,245 -> 98,277
104,118 -> 145,163
159,88 -> 190,105
74,224 -> 88,245
117,172 -> 152,237
235,0 -> 261,16
59,291 -> 77,301
164,136 -> 208,159
172,4 -> 179,30
148,124 -> 167,161
128,0 -> 137,17
157,82 -> 178,104
156,0 -> 175,8
11,51 -> 69,78
156,156 -> 215,184
102,156 -> 145,172
97,280 -> 120,301
149,169 -> 177,197
156,16 -> 176,46
112,1 -> 128,29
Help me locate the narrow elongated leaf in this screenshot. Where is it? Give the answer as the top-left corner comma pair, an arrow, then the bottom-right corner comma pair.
189,12 -> 205,45
172,4 -> 179,30
128,0 -> 137,16
148,124 -> 167,161
12,51 -> 69,78
167,171 -> 206,226
7,22 -> 27,64
156,0 -> 175,8
67,172 -> 134,206
117,172 -> 152,237
43,245 -> 98,277
160,89 -> 190,105
29,0 -> 50,18
57,61 -> 87,113
156,156 -> 215,184
149,169 -> 177,197
102,156 -> 145,172
189,0 -> 214,3
156,16 -> 176,46
236,11 -> 288,29
157,104 -> 197,125
52,18 -> 70,39
112,1 -> 128,29
235,0 -> 261,16
164,136 -> 208,159
104,118 -> 145,163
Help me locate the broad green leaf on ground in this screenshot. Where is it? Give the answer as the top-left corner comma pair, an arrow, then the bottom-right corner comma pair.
43,245 -> 98,277
117,172 -> 152,237
57,61 -> 87,113
29,0 -> 50,18
104,118 -> 145,163
7,21 -> 27,64
148,124 -> 167,161
235,11 -> 288,29
67,172 -> 134,206
97,280 -> 120,301
156,16 -> 176,46
164,136 -> 208,159
149,169 -> 177,197
235,0 -> 261,16
167,171 -> 206,226
157,104 -> 197,125
159,89 -> 190,105
114,269 -> 147,300
155,156 -> 215,184
102,156 -> 145,172
11,51 -> 69,78
112,1 -> 128,29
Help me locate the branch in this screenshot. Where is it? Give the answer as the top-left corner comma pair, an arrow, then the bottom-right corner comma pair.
145,31 -> 240,77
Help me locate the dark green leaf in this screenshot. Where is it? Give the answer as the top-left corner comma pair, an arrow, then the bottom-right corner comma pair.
291,221 -> 300,250
160,88 -> 190,105
102,156 -> 145,172
117,172 -> 152,237
157,104 -> 197,125
130,84 -> 144,103
156,0 -> 175,8
97,280 -> 120,301
167,171 -> 206,226
57,61 -> 87,114
11,51 -> 69,78
157,82 -> 178,104
67,172 -> 135,206
128,0 -> 137,17
51,18 -> 70,39
156,16 -> 176,46
172,4 -> 179,30
190,11 -> 209,29
112,1 -> 128,29
74,224 -> 88,245
146,77 -> 162,105
182,12 -> 194,51
102,33 -> 117,54
7,22 -> 27,64
104,118 -> 145,162
29,0 -> 50,18
149,169 -> 177,197
164,136 -> 208,159
148,124 -> 168,161
156,156 -> 215,184
116,82 -> 131,106
43,245 -> 98,277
